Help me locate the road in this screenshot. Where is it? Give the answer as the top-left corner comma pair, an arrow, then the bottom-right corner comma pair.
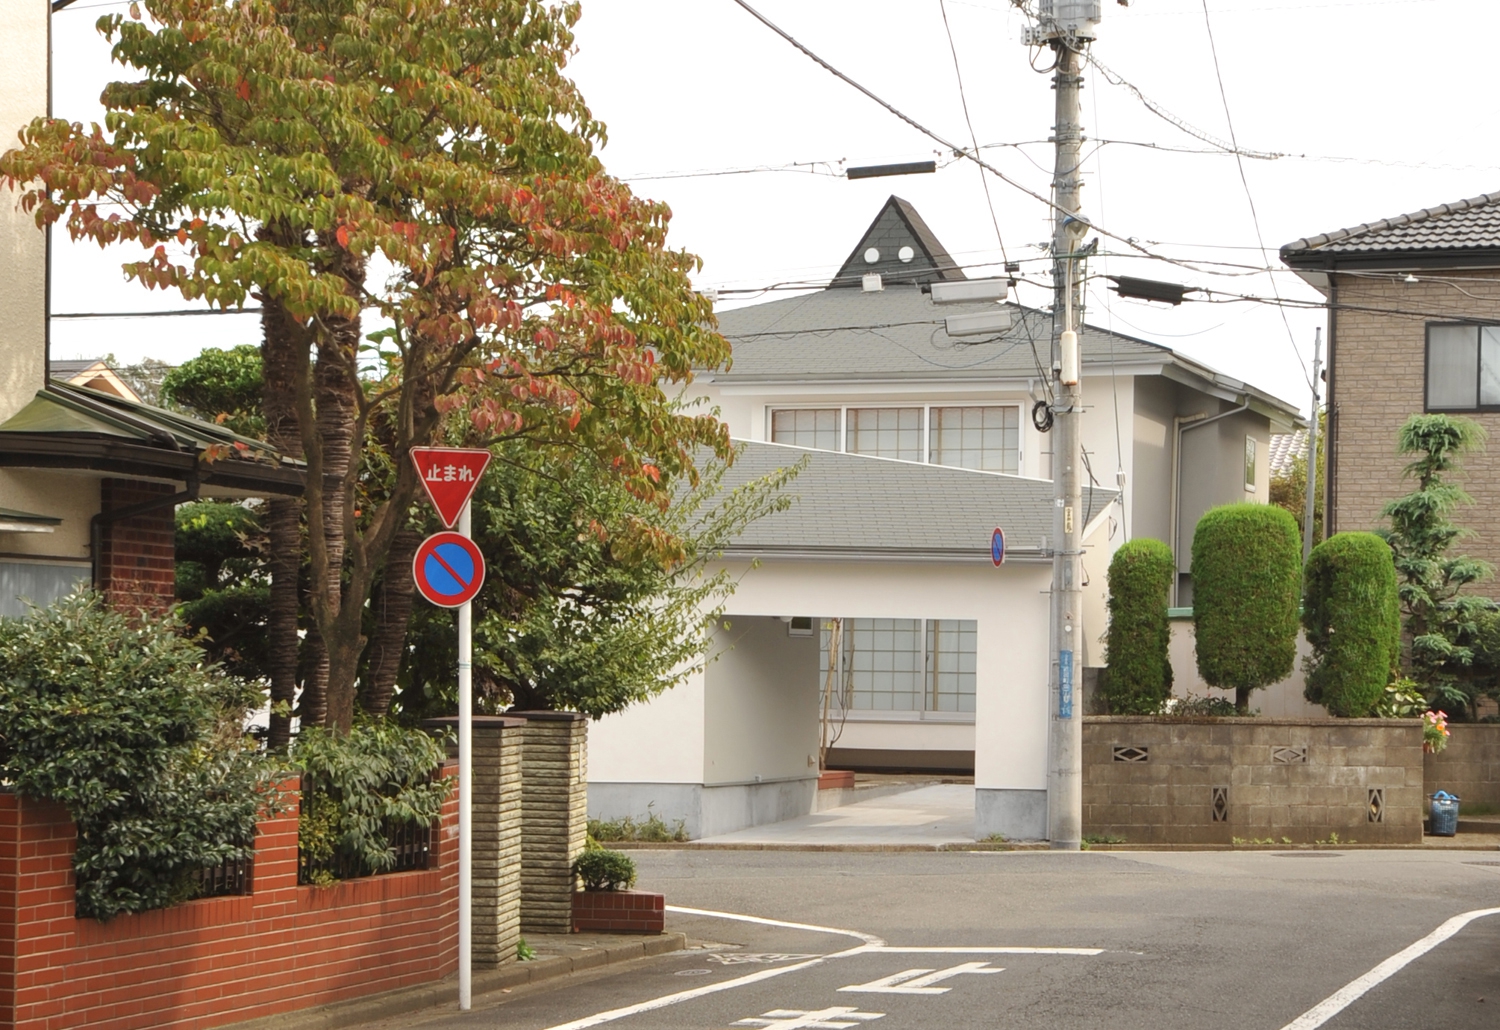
367,848 -> 1500,1030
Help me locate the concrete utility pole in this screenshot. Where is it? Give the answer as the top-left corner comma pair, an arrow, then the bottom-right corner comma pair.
1302,327 -> 1323,564
1035,2 -> 1101,851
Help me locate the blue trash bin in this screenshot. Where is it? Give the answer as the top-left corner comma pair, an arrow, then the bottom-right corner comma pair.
1429,791 -> 1460,836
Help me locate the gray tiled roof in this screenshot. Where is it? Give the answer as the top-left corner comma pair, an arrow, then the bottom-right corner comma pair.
1281,192 -> 1500,262
718,439 -> 1116,562
710,285 -> 1167,383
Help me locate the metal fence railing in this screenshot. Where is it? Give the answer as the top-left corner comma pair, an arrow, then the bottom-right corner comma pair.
195,855 -> 252,898
297,815 -> 433,885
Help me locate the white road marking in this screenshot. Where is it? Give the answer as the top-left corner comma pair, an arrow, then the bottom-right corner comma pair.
710,953 -> 822,965
839,961 -> 1003,995
1278,906 -> 1500,1030
732,1006 -> 885,1029
667,904 -> 886,946
863,946 -> 1102,956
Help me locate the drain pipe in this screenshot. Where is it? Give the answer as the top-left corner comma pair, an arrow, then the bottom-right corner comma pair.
1169,399 -> 1250,605
91,468 -> 200,590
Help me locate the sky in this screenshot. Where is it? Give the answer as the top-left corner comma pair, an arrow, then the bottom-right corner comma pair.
42,0 -> 1500,415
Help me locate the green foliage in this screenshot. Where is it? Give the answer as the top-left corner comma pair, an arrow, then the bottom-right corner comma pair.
1163,694 -> 1242,717
395,445 -> 798,721
517,938 -> 537,961
175,500 -> 271,682
1191,503 -> 1302,712
587,809 -> 689,843
290,722 -> 451,879
1379,414 -> 1496,717
159,345 -> 265,438
1102,538 -> 1175,714
1374,678 -> 1428,718
1301,532 -> 1401,717
1269,410 -> 1326,550
572,848 -> 637,892
0,593 -> 274,920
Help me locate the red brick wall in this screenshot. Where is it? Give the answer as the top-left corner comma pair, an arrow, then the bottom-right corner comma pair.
571,890 -> 665,934
0,773 -> 458,1030
96,479 -> 177,612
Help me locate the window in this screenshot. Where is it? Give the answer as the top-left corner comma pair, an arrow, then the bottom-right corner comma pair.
820,617 -> 977,714
1426,323 -> 1500,411
930,406 -> 1020,473
845,407 -> 923,460
1244,435 -> 1257,492
771,408 -> 839,450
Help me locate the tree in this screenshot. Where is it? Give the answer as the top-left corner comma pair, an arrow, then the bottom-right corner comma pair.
160,344 -> 265,438
1191,503 -> 1302,713
390,445 -> 798,721
1101,538 -> 1174,715
175,500 -> 271,684
1379,414 -> 1495,718
2,0 -> 732,732
1301,532 -> 1400,717
1269,410 -> 1326,551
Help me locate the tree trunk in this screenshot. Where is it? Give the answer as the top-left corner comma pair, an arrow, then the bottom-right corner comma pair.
1236,686 -> 1251,715
259,294 -> 307,749
360,527 -> 422,718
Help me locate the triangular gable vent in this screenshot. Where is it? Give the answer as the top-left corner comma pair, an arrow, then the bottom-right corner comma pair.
829,196 -> 967,288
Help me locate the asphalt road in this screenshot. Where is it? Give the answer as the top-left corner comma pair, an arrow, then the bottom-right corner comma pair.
371,848 -> 1500,1030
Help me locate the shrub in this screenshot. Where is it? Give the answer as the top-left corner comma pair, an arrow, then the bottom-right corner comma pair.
0,592 -> 275,919
291,721 -> 451,882
573,847 -> 637,891
1102,538 -> 1175,714
1191,503 -> 1302,713
1302,532 -> 1401,717
1374,678 -> 1427,718
587,807 -> 689,843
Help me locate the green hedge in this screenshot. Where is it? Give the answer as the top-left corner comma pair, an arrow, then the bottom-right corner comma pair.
1103,538 -> 1175,714
1302,532 -> 1400,716
1191,503 -> 1302,712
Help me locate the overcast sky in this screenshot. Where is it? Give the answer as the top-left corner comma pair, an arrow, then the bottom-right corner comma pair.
44,0 -> 1500,414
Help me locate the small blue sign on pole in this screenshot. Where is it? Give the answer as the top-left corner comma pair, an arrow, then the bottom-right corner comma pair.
1058,649 -> 1074,718
990,526 -> 1006,566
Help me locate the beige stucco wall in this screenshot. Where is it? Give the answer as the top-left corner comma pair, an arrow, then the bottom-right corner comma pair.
1330,272 -> 1500,569
1,0 -> 50,425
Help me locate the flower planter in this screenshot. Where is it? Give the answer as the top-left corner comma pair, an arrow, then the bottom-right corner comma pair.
571,889 -> 664,934
818,770 -> 856,790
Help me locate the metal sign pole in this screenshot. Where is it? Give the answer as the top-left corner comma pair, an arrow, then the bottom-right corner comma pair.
457,500 -> 473,1010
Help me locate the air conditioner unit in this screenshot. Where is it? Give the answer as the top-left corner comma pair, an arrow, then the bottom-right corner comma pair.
945,309 -> 1016,338
930,279 -> 1009,305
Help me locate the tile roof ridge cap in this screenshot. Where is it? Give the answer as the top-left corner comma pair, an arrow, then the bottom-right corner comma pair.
1285,190 -> 1500,253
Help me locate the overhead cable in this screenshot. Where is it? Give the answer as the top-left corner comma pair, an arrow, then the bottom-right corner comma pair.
937,0 -> 1011,269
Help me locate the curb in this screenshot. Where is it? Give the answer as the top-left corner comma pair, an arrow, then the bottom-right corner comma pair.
219,932 -> 687,1030
606,841 -> 1500,854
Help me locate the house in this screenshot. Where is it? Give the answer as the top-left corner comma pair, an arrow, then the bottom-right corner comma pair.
47,359 -> 144,403
587,197 -> 1303,840
1281,192 -> 1500,565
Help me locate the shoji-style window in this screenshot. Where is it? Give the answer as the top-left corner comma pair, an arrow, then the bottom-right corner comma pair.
846,407 -> 923,461
770,408 -> 840,450
929,405 -> 1020,474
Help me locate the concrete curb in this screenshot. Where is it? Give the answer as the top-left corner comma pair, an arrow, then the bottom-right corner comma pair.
605,841 -> 1500,854
218,933 -> 687,1030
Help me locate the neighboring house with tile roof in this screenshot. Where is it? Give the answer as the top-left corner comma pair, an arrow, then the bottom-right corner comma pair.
47,358 -> 143,403
1282,191 -> 1500,563
589,198 -> 1302,841
1269,429 -> 1309,479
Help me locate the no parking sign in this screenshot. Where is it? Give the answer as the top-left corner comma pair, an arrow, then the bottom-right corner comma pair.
412,531 -> 486,608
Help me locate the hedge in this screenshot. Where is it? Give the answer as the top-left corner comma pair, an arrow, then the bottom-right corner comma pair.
1102,538 -> 1175,714
1191,503 -> 1302,712
1302,532 -> 1400,716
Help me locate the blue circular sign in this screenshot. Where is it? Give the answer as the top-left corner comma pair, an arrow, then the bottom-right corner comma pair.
991,526 -> 1006,566
413,531 -> 486,607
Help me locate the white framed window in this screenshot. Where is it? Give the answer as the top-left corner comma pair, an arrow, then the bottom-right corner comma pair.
770,407 -> 840,451
846,407 -> 923,461
1244,435 -> 1257,492
929,405 -> 1020,473
1426,323 -> 1500,411
820,617 -> 977,715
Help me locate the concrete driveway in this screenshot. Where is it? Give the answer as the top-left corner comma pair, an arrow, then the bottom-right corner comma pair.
694,785 -> 977,847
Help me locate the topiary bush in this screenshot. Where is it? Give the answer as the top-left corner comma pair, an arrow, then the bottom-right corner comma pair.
1302,532 -> 1400,717
0,592 -> 276,920
1102,538 -> 1175,714
1191,503 -> 1302,713
573,846 -> 637,891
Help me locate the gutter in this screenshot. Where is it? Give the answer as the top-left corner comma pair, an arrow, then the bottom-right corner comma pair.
1169,399 -> 1251,605
719,546 -> 1055,565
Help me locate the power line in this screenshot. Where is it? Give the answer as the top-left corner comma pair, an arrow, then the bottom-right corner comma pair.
938,0 -> 1010,269
1199,0 -> 1313,393
52,307 -> 264,319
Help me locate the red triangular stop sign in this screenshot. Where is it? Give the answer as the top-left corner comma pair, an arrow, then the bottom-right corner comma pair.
410,447 -> 492,528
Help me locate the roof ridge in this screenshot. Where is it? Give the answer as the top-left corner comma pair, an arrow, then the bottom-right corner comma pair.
1281,190 -> 1500,255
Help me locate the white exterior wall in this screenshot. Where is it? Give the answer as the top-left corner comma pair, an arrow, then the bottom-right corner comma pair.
1,0 -> 49,424
1169,619 -> 1327,719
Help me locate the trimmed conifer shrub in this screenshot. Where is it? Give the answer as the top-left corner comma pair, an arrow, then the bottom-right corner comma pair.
1191,503 -> 1302,713
1302,532 -> 1401,716
1102,538 -> 1175,714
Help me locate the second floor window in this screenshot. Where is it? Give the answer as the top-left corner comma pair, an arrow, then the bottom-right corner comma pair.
1427,323 -> 1500,411
770,408 -> 840,450
930,405 -> 1020,473
769,404 -> 1023,473
847,407 -> 923,461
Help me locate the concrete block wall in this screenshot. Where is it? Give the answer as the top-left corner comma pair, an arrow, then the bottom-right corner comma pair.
1083,716 -> 1423,845
472,716 -> 525,966
515,711 -> 587,934
1424,724 -> 1500,806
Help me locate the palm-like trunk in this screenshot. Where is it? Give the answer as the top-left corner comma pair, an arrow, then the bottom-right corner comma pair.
361,527 -> 423,718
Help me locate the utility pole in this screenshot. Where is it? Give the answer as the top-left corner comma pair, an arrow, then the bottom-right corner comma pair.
1033,1 -> 1101,851
1302,327 -> 1322,563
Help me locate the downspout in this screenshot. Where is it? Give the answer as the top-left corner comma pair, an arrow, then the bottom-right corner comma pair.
91,466 -> 199,590
1324,271 -> 1338,537
1169,398 -> 1251,605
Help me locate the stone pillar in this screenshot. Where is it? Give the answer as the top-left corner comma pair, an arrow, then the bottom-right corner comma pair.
513,711 -> 588,935
423,716 -> 526,966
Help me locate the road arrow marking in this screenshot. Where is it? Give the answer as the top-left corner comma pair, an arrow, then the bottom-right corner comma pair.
733,1007 -> 885,1029
838,961 -> 1004,995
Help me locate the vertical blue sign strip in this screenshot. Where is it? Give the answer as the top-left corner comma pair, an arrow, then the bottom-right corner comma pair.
1058,649 -> 1074,718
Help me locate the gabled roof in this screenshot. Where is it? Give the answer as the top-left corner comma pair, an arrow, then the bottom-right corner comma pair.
716,440 -> 1116,563
829,196 -> 966,288
0,383 -> 302,497
1281,191 -> 1500,268
47,358 -> 142,403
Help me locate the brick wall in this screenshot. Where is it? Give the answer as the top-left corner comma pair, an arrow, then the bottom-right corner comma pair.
571,891 -> 665,934
1330,273 -> 1500,569
1424,723 -> 1500,806
96,479 -> 177,611
0,772 -> 458,1030
1083,717 -> 1424,845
